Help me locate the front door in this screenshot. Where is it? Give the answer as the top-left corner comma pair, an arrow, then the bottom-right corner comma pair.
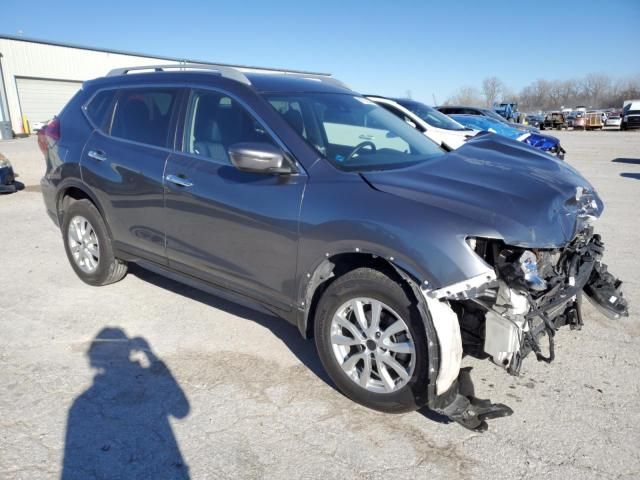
163,89 -> 306,310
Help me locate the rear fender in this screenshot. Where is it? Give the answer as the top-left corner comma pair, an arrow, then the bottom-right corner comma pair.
55,179 -> 111,237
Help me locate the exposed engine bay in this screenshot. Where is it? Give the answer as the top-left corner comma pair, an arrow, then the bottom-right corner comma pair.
429,228 -> 628,430
455,229 -> 628,375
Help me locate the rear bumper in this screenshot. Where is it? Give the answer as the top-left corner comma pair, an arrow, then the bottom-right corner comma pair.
40,177 -> 59,227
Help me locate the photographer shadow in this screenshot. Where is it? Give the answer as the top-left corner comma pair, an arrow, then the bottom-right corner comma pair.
62,327 -> 190,479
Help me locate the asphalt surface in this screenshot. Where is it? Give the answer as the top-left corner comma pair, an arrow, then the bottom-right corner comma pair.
1,131 -> 639,479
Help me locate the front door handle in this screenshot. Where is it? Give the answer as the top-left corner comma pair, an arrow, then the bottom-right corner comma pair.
165,174 -> 194,188
88,150 -> 107,162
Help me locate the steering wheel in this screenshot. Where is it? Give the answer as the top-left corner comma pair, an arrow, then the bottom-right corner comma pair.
346,141 -> 376,162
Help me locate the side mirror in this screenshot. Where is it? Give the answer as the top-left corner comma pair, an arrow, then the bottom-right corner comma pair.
228,142 -> 293,174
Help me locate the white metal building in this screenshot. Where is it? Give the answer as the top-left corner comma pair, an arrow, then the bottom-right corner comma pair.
0,35 -> 188,135
0,35 -> 292,136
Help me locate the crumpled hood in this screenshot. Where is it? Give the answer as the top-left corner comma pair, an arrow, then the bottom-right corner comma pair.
362,134 -> 603,248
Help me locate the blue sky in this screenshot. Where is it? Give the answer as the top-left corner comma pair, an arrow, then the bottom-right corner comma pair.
2,0 -> 639,103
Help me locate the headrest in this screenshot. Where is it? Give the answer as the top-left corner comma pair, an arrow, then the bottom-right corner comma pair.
121,99 -> 149,123
283,108 -> 304,135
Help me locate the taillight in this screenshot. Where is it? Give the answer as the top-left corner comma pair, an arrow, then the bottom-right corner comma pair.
46,117 -> 60,141
37,128 -> 48,154
37,117 -> 60,155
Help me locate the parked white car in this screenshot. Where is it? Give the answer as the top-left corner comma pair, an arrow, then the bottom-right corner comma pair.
605,112 -> 622,128
30,120 -> 47,132
367,96 -> 477,149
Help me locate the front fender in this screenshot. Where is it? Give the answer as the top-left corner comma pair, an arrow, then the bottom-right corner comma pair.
296,170 -> 495,295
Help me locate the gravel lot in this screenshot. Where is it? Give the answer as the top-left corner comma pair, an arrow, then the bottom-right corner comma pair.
1,131 -> 639,479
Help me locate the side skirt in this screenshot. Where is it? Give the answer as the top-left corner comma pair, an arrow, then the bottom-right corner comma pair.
133,258 -> 299,328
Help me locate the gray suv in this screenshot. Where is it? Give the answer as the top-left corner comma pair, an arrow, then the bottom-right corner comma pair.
39,64 -> 627,430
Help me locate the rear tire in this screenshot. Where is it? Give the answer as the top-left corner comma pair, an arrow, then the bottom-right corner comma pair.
62,199 -> 127,286
314,268 -> 431,413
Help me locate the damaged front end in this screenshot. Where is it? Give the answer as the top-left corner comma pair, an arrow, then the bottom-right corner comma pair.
522,133 -> 566,160
427,229 -> 628,430
361,135 -> 629,429
457,230 -> 628,376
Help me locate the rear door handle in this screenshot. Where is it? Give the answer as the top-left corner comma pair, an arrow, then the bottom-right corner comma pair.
165,174 -> 194,188
87,150 -> 107,162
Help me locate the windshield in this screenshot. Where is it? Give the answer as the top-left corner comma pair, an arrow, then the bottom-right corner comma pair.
264,93 -> 445,172
395,100 -> 468,131
481,109 -> 512,124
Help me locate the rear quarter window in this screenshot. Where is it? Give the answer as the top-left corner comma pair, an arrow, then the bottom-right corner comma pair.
84,90 -> 117,132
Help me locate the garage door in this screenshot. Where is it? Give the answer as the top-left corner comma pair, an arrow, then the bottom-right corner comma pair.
15,77 -> 83,124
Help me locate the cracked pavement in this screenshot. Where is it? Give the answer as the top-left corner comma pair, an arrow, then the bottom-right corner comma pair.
1,132 -> 639,479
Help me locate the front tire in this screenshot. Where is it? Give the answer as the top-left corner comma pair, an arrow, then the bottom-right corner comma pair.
62,199 -> 127,286
314,268 -> 431,413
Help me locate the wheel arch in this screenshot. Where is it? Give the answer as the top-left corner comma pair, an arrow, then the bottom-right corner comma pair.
297,250 -> 427,338
56,181 -> 112,238
298,249 -> 445,408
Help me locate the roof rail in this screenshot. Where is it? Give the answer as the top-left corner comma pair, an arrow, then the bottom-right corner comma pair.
106,63 -> 253,85
282,72 -> 349,89
106,62 -> 345,88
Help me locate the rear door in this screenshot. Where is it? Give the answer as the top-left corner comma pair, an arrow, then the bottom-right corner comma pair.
81,87 -> 182,264
163,88 -> 306,309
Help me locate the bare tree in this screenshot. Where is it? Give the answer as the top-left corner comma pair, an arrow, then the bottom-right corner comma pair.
581,73 -> 611,108
481,77 -> 504,107
445,86 -> 483,106
608,75 -> 640,108
447,72 -> 639,112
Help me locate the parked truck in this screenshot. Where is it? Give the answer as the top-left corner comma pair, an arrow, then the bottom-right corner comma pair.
493,102 -> 519,122
622,99 -> 640,130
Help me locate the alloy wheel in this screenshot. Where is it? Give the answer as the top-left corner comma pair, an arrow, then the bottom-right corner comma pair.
68,215 -> 100,274
330,297 -> 416,393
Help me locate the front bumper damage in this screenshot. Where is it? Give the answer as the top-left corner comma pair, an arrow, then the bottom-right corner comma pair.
522,133 -> 567,160
424,228 -> 628,430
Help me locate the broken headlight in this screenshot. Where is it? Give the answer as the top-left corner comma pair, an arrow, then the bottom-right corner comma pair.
496,248 -> 547,292
517,250 -> 547,291
465,237 -> 477,251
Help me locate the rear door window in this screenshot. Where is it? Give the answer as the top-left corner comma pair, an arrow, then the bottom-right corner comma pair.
111,89 -> 179,148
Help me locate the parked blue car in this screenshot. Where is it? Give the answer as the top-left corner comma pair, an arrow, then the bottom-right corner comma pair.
449,114 -> 566,159
437,106 -> 540,134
